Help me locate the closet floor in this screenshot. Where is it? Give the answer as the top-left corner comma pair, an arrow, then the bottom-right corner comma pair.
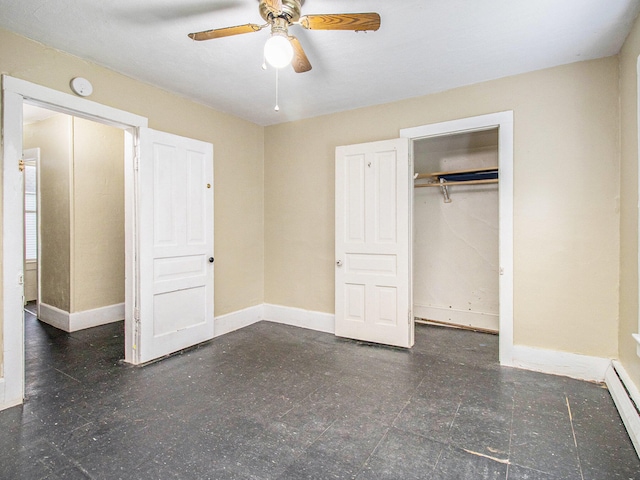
1,308 -> 639,479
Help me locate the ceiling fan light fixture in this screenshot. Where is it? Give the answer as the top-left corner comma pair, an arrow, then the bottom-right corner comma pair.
264,32 -> 294,69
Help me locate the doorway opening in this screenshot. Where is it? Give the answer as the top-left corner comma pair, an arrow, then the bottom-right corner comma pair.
401,111 -> 514,366
412,129 -> 499,334
2,75 -> 147,409
3,75 -> 215,411
21,104 -> 126,351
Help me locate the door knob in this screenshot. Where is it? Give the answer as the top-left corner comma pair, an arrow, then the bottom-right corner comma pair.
209,257 -> 214,263
336,260 -> 343,267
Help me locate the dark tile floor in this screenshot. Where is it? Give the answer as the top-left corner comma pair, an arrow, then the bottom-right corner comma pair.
1,308 -> 639,479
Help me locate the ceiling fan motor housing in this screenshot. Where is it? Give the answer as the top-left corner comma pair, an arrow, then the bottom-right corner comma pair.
259,0 -> 303,23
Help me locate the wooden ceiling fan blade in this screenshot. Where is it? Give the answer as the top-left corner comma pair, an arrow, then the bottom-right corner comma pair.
298,13 -> 381,31
289,36 -> 312,73
188,23 -> 264,41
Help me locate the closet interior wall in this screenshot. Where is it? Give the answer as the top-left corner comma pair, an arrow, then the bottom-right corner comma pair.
413,130 -> 500,332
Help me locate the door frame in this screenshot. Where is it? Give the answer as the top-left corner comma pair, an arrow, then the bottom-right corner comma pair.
400,111 -> 514,366
635,56 -> 640,357
1,75 -> 148,409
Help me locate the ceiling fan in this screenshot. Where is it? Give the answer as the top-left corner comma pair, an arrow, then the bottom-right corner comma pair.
188,0 -> 381,73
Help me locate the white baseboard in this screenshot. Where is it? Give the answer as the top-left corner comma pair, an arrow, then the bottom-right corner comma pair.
511,345 -> 611,382
69,303 -> 124,331
263,304 -> 335,334
414,303 -> 499,332
210,304 -> 333,339
605,362 -> 640,458
39,302 -> 124,332
214,304 -> 263,337
0,378 -> 22,411
39,302 -> 71,331
633,334 -> 640,357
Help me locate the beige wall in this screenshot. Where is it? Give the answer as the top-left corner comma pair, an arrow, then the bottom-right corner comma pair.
619,14 -> 640,391
72,118 -> 125,312
23,116 -> 125,314
265,57 -> 621,359
23,114 -> 72,312
1,28 -> 265,324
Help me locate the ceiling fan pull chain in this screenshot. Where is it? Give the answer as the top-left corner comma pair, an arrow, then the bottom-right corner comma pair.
274,68 -> 280,112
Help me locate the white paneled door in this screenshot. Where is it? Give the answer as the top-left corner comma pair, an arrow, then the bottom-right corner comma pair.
137,128 -> 214,364
335,138 -> 413,348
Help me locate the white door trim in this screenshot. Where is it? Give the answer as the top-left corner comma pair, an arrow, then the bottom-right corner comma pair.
1,75 -> 148,410
400,111 -> 514,366
636,56 -> 640,357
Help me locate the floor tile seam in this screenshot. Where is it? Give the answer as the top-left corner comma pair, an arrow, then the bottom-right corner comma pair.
432,447 -> 445,476
276,368 -> 348,420
506,458 -> 580,479
565,394 -> 585,480
391,427 -> 450,472
50,448 -> 96,479
45,440 -> 83,476
73,446 -> 163,476
279,418 -> 341,472
57,419 -> 95,437
437,401 -> 514,462
505,393 -> 516,480
391,411 -> 456,445
434,441 -> 514,472
52,367 -> 82,384
6,407 -> 43,427
510,401 -> 577,420
389,386 -> 418,430
48,424 -> 156,474
388,424 -> 455,464
441,399 -> 462,447
506,391 -> 515,468
352,425 -> 392,478
68,405 -> 99,424
33,457 -> 56,479
459,380 -> 516,398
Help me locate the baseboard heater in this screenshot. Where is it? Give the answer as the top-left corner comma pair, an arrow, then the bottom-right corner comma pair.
605,361 -> 640,458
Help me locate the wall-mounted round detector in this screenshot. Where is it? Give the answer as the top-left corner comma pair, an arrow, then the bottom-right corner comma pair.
70,77 -> 93,97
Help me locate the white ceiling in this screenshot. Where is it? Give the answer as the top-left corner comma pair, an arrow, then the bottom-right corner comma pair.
1,0 -> 639,126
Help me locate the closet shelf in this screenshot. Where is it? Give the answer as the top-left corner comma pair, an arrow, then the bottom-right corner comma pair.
415,166 -> 498,181
414,178 -> 498,188
414,167 -> 498,203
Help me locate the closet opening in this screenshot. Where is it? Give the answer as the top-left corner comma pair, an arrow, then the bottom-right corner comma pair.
401,111 -> 513,363
412,129 -> 500,336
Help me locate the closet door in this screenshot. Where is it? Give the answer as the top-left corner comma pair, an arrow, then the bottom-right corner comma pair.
335,138 -> 413,348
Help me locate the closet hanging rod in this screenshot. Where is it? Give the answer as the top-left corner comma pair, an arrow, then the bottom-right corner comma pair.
414,179 -> 499,188
414,166 -> 498,180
